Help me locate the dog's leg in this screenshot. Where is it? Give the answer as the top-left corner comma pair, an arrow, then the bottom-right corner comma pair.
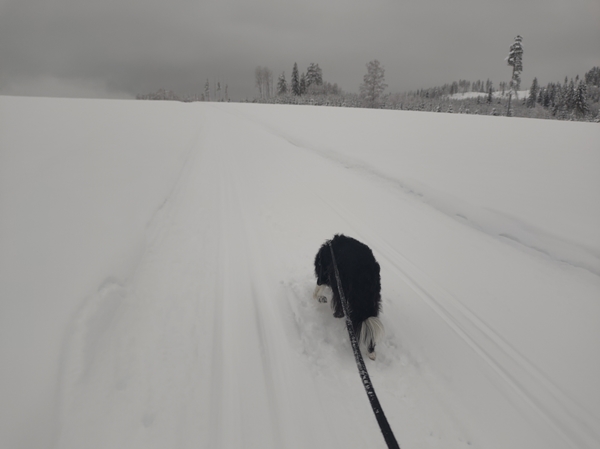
360,317 -> 384,361
331,291 -> 344,318
313,284 -> 332,303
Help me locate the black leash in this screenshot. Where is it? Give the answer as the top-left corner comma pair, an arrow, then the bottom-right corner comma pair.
328,241 -> 400,449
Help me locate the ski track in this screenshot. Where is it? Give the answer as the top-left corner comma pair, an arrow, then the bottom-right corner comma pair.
223,105 -> 600,277
56,103 -> 600,449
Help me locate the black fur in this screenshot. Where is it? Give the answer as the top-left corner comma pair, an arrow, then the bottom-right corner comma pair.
314,234 -> 382,355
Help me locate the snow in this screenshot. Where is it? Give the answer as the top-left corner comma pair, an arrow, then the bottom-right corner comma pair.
1,95 -> 599,449
449,90 -> 529,100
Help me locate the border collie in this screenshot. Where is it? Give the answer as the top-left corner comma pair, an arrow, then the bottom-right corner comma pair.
313,234 -> 384,360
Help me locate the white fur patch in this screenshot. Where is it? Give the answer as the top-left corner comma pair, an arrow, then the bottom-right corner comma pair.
361,317 -> 385,360
313,284 -> 333,303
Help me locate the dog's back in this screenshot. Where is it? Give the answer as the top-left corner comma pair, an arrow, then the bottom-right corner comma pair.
314,234 -> 383,359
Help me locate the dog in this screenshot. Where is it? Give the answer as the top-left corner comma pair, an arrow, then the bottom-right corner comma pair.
313,234 -> 384,360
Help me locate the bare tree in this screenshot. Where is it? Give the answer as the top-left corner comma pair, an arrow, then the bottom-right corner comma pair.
255,66 -> 273,100
360,60 -> 387,108
204,79 -> 210,102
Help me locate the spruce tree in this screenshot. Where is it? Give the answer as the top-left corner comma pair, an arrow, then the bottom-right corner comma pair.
584,67 -> 600,87
574,81 -> 589,118
507,35 -> 523,95
506,35 -> 523,115
300,72 -> 307,95
291,63 -> 300,96
527,77 -> 538,108
306,63 -> 323,88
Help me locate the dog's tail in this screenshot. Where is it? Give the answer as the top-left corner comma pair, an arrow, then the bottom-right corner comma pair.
359,317 -> 385,361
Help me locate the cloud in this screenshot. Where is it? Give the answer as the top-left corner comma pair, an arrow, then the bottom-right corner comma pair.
1,0 -> 598,100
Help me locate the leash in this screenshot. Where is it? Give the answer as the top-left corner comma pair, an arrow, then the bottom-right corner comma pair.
328,241 -> 400,449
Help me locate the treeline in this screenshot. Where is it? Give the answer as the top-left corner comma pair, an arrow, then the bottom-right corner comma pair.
409,79 -> 495,99
257,62 -> 344,104
393,67 -> 599,121
135,62 -> 599,122
136,79 -> 230,102
250,61 -> 375,108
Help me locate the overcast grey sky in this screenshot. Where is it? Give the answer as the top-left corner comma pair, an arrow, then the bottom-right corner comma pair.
1,0 -> 598,100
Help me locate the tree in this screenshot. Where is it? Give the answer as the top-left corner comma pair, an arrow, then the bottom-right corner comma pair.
291,63 -> 300,96
277,71 -> 288,95
306,63 -> 323,88
584,67 -> 600,87
506,35 -> 523,115
507,35 -> 523,95
204,79 -> 210,101
527,77 -> 538,108
360,60 -> 387,108
300,72 -> 307,95
487,84 -> 493,104
255,66 -> 273,100
574,81 -> 589,117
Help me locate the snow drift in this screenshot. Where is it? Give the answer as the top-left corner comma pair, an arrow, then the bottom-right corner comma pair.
1,96 -> 599,449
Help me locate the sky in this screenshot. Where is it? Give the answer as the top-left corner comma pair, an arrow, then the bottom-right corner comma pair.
0,0 -> 599,101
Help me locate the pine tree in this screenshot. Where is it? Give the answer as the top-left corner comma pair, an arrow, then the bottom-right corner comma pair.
291,63 -> 300,96
277,72 -> 287,96
360,60 -> 387,108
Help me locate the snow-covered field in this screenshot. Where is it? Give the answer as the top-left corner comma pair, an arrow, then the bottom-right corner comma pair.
1,96 -> 599,449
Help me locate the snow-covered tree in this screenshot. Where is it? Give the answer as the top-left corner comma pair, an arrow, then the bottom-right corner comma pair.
584,67 -> 600,87
306,63 -> 323,88
300,72 -> 307,95
291,63 -> 300,96
360,60 -> 387,108
277,72 -> 288,96
574,81 -> 589,117
505,35 -> 523,116
507,35 -> 523,95
527,77 -> 538,108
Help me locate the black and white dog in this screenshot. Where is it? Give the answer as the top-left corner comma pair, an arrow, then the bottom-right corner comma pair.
313,234 -> 384,360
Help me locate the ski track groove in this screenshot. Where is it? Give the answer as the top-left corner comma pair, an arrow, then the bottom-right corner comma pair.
221,104 -> 600,277
321,196 -> 599,449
